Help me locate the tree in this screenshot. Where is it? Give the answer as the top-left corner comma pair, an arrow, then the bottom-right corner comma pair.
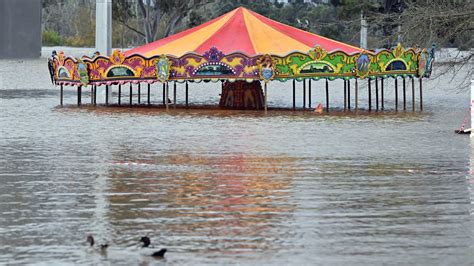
113,0 -> 213,44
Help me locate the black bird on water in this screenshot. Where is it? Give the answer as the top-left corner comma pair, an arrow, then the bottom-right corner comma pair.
139,236 -> 167,258
86,235 -> 108,250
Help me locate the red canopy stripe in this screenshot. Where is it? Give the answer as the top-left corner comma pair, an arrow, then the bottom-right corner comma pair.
195,8 -> 255,55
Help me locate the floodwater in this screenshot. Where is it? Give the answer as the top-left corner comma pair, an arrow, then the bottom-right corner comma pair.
0,58 -> 473,265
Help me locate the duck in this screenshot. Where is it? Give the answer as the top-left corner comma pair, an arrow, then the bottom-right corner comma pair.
139,236 -> 167,258
86,235 -> 108,251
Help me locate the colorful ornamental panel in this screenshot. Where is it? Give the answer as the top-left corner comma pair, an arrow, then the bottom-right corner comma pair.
156,55 -> 171,82
257,54 -> 275,83
51,44 -> 434,86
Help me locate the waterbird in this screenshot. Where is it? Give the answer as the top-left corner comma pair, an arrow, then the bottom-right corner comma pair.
139,236 -> 167,258
86,235 -> 108,250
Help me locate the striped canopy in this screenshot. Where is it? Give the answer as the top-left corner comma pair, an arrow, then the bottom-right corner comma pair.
126,7 -> 363,57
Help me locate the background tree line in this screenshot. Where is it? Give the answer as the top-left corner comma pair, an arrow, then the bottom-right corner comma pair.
42,0 -> 472,52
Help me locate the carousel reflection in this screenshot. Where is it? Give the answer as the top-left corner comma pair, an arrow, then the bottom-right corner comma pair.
105,147 -> 296,253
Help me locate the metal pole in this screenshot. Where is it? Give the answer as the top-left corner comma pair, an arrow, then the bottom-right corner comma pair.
308,79 -> 312,108
395,78 -> 398,111
138,83 -> 141,104
173,81 -> 177,108
419,78 -> 423,111
381,78 -> 384,110
375,78 -> 379,111
90,86 -> 93,104
325,79 -> 329,112
348,79 -> 351,110
368,78 -> 372,111
93,85 -> 97,105
292,79 -> 296,110
411,77 -> 415,111
264,82 -> 268,112
343,80 -> 347,111
147,83 -> 151,105
355,79 -> 358,112
303,79 -> 307,109
105,85 -> 109,105
165,82 -> 169,111
60,84 -> 63,106
78,85 -> 82,106
185,81 -> 189,108
162,83 -> 165,105
129,83 -> 132,105
403,77 -> 406,111
118,84 -> 121,105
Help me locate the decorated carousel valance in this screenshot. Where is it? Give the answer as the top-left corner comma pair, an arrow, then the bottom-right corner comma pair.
48,7 -> 434,87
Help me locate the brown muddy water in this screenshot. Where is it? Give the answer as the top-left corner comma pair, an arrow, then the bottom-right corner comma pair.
0,58 -> 473,265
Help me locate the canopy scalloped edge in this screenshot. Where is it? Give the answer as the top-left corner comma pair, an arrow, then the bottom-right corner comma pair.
50,44 -> 435,86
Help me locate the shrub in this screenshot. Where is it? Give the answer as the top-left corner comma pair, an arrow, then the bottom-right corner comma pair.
42,29 -> 63,46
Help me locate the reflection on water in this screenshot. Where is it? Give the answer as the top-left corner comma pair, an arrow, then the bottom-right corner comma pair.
108,152 -> 295,255
0,59 -> 473,265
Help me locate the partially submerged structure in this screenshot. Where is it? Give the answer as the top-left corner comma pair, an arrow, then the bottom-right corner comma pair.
48,7 -> 434,112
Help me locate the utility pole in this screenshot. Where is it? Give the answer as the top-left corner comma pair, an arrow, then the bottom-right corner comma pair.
95,0 -> 112,56
96,0 -> 112,104
360,11 -> 368,49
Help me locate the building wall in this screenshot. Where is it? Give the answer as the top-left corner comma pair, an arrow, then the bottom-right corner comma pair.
0,0 -> 42,59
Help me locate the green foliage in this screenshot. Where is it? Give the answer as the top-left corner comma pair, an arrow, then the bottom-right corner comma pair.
42,29 -> 63,46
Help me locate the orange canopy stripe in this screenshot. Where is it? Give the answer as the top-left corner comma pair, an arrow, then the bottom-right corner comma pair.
125,7 -> 364,57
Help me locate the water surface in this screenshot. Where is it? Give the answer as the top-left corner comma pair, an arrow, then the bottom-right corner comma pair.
0,59 -> 473,265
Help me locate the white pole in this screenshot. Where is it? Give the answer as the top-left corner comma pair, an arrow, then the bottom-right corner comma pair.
471,80 -> 474,136
96,0 -> 112,104
360,11 -> 368,49
264,82 -> 268,112
95,0 -> 112,56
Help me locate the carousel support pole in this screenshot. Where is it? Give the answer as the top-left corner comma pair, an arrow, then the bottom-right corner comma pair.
173,81 -> 177,108
403,77 -> 406,111
118,85 -> 121,106
129,83 -> 132,106
77,85 -> 82,106
375,78 -> 379,111
147,83 -> 151,106
381,78 -> 384,110
343,80 -> 347,111
165,82 -> 169,111
368,78 -> 372,112
419,78 -> 423,111
325,79 -> 329,112
309,79 -> 312,108
355,79 -> 358,112
264,82 -> 268,112
411,77 -> 415,111
138,83 -> 141,104
93,85 -> 97,105
162,83 -> 165,105
348,79 -> 351,110
302,79 -> 307,109
60,84 -> 63,106
292,79 -> 296,110
395,77 -> 398,111
90,86 -> 93,104
105,85 -> 109,105
185,81 -> 189,108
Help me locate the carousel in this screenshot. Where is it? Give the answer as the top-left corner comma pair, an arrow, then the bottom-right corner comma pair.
48,7 -> 435,112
